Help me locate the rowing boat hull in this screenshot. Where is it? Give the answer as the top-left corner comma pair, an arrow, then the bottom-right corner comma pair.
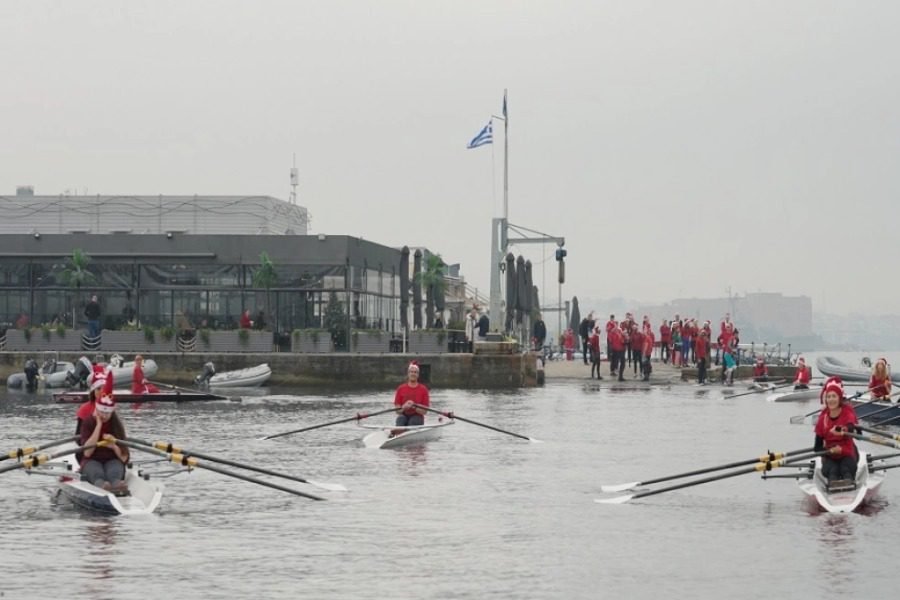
54,452 -> 164,516
767,387 -> 822,402
360,421 -> 453,449
53,390 -> 227,404
852,399 -> 900,423
796,453 -> 884,513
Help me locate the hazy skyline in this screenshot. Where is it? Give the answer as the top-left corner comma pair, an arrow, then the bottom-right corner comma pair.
2,2 -> 898,315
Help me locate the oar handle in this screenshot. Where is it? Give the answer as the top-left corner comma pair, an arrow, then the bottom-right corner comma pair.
415,405 -> 533,441
2,435 -> 79,463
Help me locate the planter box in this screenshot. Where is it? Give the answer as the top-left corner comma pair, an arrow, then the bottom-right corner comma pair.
291,332 -> 332,353
4,329 -> 84,351
408,331 -> 448,354
350,331 -> 389,353
196,330 -> 273,353
100,330 -> 177,352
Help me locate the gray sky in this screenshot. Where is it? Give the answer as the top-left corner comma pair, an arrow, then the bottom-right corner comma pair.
3,2 -> 899,315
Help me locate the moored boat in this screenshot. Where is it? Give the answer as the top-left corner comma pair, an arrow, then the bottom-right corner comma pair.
53,389 -> 228,404
195,362 -> 271,388
6,359 -> 75,389
767,386 -> 823,403
817,356 -> 900,384
796,452 -> 884,513
359,420 -> 454,449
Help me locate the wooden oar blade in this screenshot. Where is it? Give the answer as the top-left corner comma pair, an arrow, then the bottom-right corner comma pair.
600,481 -> 642,494
594,494 -> 635,505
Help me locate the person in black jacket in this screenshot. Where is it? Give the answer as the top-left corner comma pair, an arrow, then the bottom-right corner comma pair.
532,314 -> 547,351
84,296 -> 101,338
476,311 -> 490,340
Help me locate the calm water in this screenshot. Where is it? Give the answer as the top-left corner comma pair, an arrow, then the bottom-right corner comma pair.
2,353 -> 899,599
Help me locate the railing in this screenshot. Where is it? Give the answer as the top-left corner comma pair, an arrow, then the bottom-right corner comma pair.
177,336 -> 197,352
81,333 -> 102,352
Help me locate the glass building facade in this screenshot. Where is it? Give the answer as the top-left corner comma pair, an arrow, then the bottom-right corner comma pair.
0,234 -> 401,335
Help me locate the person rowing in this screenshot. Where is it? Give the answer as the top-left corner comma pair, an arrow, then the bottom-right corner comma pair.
391,361 -> 430,437
131,354 -> 160,395
813,377 -> 859,485
79,393 -> 130,493
868,358 -> 892,401
752,357 -> 769,383
793,356 -> 811,390
75,363 -> 114,435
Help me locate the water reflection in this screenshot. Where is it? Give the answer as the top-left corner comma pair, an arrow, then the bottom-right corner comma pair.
78,520 -> 118,596
396,444 -> 428,475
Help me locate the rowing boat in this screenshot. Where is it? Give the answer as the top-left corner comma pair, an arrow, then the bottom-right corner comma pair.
766,386 -> 822,403
852,398 -> 900,423
53,389 -> 228,404
359,420 -> 454,449
796,452 -> 884,513
36,448 -> 165,516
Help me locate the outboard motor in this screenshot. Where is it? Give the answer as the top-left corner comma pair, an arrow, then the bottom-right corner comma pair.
65,356 -> 94,389
109,354 -> 124,368
194,362 -> 216,387
862,356 -> 872,368
23,359 -> 39,391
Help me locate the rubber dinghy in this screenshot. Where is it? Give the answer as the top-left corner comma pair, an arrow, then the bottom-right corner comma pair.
194,362 -> 272,388
817,356 -> 900,384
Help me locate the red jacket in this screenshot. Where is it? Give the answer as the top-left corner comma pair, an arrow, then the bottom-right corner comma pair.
642,332 -> 655,357
630,330 -> 644,351
869,375 -> 891,399
659,324 -> 671,343
695,336 -> 708,359
795,366 -> 811,385
814,403 -> 858,459
753,364 -> 768,377
609,328 -> 625,352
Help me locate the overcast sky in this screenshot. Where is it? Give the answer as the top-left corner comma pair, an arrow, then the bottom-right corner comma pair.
2,2 -> 898,316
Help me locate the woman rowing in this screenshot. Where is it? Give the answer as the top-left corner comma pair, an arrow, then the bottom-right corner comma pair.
131,355 -> 159,395
392,361 -> 430,435
80,394 -> 130,493
793,356 -> 811,390
868,358 -> 892,401
752,357 -> 769,383
75,363 -> 114,435
813,377 -> 859,484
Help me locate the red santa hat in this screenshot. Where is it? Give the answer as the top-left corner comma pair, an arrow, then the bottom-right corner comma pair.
797,356 -> 805,365
408,360 -> 420,373
820,376 -> 844,405
96,393 -> 116,414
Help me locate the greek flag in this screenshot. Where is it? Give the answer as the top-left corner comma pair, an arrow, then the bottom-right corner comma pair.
467,121 -> 493,149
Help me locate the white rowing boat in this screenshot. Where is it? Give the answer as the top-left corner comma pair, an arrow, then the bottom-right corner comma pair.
359,420 -> 454,449
796,452 -> 884,513
42,447 -> 165,516
766,386 -> 822,403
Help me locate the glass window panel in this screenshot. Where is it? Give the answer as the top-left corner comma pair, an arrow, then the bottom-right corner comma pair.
0,264 -> 29,287
206,290 -> 246,330
138,290 -> 173,327
0,290 -> 30,329
141,264 -> 239,288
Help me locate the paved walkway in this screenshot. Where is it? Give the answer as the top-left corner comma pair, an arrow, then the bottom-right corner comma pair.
543,357 -> 685,385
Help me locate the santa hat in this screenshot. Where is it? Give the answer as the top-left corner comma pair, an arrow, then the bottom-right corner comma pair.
797,356 -> 805,365
96,394 -> 116,414
408,361 -> 420,373
756,357 -> 765,364
820,376 -> 844,405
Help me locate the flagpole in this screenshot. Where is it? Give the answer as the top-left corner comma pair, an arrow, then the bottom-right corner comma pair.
503,88 -> 509,221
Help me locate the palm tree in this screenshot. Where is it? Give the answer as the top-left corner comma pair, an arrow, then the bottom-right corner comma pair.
59,248 -> 95,328
251,252 -> 279,331
416,254 -> 447,328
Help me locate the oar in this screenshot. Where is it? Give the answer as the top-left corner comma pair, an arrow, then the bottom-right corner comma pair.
855,425 -> 900,443
1,435 -> 78,463
871,412 -> 900,427
149,380 -> 197,395
724,380 -> 793,399
789,390 -> 879,424
260,407 -> 397,440
119,440 -> 324,501
847,431 -> 900,450
596,451 -> 828,504
414,404 -> 541,443
600,447 -> 815,493
0,441 -> 100,476
128,437 -> 346,492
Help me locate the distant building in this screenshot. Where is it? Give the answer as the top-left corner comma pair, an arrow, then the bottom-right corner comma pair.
1,189 -> 309,235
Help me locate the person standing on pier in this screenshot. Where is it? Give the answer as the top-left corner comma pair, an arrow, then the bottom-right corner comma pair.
641,325 -> 655,382
465,307 -> 478,351
609,323 -> 626,381
84,295 -> 101,338
696,329 -> 709,384
589,326 -> 603,380
605,315 -> 616,372
578,315 -> 592,365
532,313 -> 547,352
659,319 -> 671,363
476,310 -> 490,341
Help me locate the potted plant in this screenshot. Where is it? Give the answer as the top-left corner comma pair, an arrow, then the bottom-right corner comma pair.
291,328 -> 331,353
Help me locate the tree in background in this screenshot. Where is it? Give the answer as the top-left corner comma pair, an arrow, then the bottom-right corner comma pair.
251,252 -> 279,331
59,248 -> 95,328
416,253 -> 447,327
324,289 -> 348,350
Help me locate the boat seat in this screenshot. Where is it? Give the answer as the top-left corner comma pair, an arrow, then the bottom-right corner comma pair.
826,479 -> 857,493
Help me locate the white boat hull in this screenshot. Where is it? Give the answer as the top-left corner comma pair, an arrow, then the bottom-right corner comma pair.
360,421 -> 453,449
767,387 -> 822,402
207,363 -> 272,388
797,453 -> 884,513
54,451 -> 164,516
